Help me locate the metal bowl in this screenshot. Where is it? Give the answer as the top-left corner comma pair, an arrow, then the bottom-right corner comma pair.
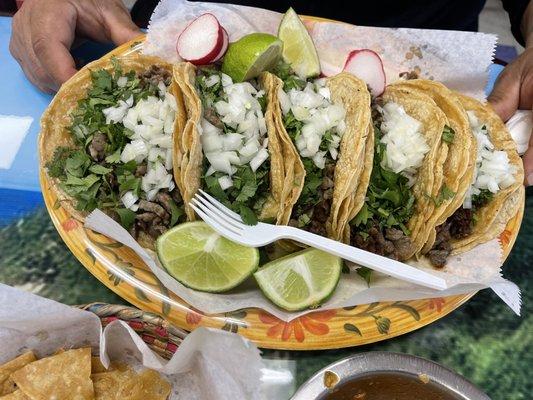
291,352 -> 490,400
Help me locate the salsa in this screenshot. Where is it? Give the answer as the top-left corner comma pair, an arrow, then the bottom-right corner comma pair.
321,372 -> 462,400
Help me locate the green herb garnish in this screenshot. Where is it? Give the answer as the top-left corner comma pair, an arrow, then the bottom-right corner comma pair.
352,126 -> 415,235
472,189 -> 493,209
434,185 -> 455,207
203,163 -> 270,226
273,61 -> 306,91
196,68 -> 224,108
442,125 -> 455,144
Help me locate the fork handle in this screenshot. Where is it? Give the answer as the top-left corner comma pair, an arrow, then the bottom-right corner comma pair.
280,227 -> 447,291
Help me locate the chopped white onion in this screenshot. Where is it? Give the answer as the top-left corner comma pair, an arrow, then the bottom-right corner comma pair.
206,152 -> 233,175
218,175 -> 233,190
379,102 -> 430,183
250,148 -> 269,172
200,73 -> 270,190
121,191 -> 138,209
278,78 -> 346,168
117,76 -> 128,88
278,87 -> 292,115
109,83 -> 178,201
205,74 -> 220,87
463,110 -> 517,208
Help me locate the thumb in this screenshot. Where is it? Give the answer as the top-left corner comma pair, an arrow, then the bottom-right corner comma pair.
487,66 -> 521,122
101,2 -> 142,45
523,124 -> 533,186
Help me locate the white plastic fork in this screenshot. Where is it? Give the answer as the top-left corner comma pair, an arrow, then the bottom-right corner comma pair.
190,189 -> 447,291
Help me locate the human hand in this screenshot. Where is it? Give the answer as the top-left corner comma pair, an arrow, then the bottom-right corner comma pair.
488,47 -> 533,185
488,1 -> 533,186
9,0 -> 141,93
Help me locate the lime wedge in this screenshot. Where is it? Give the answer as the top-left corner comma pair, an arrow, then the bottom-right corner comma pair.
221,33 -> 283,82
278,7 -> 320,78
157,222 -> 259,292
254,248 -> 341,311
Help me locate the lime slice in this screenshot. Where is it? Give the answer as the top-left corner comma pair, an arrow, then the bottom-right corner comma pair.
254,248 -> 341,311
157,222 -> 259,292
221,33 -> 283,82
278,7 -> 320,78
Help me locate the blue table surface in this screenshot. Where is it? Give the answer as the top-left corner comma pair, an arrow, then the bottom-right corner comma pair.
0,15 -> 505,224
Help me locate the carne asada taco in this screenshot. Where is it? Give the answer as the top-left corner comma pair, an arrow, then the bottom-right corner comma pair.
173,62 -> 302,225
425,94 -> 523,267
265,64 -> 373,242
40,54 -> 187,249
347,85 -> 450,261
393,79 -> 476,257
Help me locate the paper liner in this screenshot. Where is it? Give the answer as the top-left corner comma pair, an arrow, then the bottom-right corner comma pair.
144,0 -> 497,99
0,284 -> 263,400
85,211 -> 521,321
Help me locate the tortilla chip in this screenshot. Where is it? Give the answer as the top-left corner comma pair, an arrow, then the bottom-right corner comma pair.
0,390 -> 30,400
91,357 -> 129,374
91,357 -> 107,374
10,348 -> 94,400
92,369 -> 170,400
0,352 -> 36,395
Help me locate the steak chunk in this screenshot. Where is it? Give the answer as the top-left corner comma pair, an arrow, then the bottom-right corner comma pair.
88,132 -> 107,161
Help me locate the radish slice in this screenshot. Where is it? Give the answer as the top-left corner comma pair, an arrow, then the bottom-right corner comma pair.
212,28 -> 229,63
343,49 -> 386,97
177,13 -> 224,65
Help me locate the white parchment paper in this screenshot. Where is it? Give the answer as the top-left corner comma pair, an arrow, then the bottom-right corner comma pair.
0,284 -> 263,400
85,211 -> 521,321
84,1 -> 521,321
144,0 -> 497,99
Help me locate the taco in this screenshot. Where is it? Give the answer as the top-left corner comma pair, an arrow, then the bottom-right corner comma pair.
40,53 -> 187,249
172,62 -> 304,226
347,85 -> 451,260
264,64 -> 373,242
392,79 -> 477,258
424,94 -> 523,266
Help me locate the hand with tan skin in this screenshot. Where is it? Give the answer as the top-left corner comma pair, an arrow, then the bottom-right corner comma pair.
9,0 -> 141,93
488,1 -> 533,185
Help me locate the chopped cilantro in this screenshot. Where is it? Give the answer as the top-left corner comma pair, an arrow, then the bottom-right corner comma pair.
357,267 -> 372,286
202,162 -> 270,226
442,125 -> 455,144
239,205 -> 258,225
297,213 -> 311,228
196,67 -> 224,109
352,125 -> 415,235
169,198 -> 185,227
472,189 -> 493,209
273,61 -> 306,91
257,94 -> 267,113
115,208 -> 136,230
46,147 -> 78,179
434,185 -> 455,207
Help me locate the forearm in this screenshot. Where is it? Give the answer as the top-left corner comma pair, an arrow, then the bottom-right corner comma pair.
522,1 -> 533,47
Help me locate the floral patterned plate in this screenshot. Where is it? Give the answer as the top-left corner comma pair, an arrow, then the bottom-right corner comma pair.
39,25 -> 525,350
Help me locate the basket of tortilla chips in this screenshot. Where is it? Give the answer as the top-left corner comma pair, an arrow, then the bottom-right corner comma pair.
0,303 -> 188,400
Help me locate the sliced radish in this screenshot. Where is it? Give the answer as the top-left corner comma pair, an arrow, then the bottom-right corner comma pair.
343,49 -> 386,97
212,28 -> 229,63
177,13 -> 224,65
